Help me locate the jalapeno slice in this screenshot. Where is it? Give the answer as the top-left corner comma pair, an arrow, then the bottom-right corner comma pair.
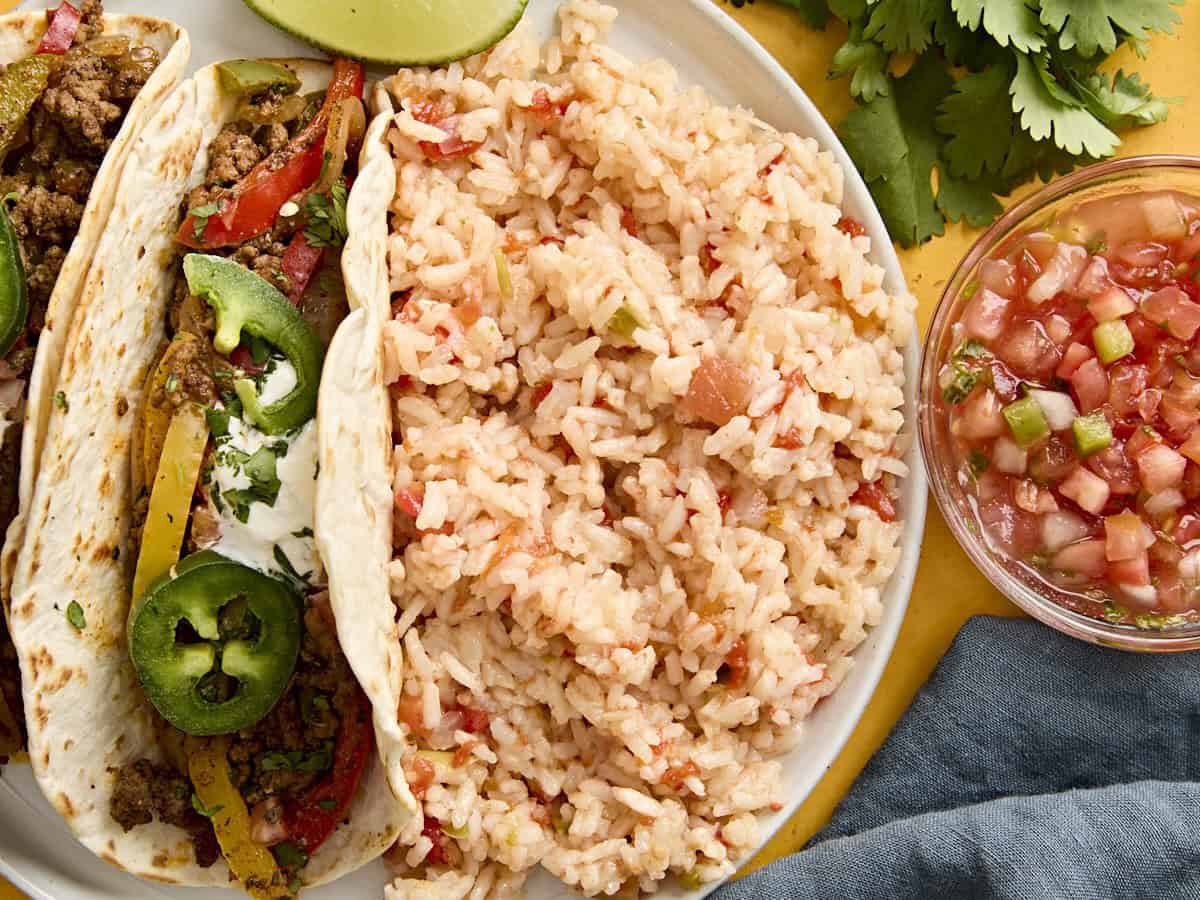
182,253 -> 323,435
129,550 -> 302,736
0,203 -> 28,358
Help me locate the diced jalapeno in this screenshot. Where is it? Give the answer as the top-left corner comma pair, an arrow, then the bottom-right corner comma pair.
1093,319 -> 1134,365
1002,396 -> 1050,448
216,59 -> 300,96
1072,410 -> 1112,457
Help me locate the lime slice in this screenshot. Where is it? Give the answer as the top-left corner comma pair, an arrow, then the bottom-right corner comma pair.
242,0 -> 529,66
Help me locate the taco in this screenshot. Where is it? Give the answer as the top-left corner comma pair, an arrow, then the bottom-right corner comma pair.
9,55 -> 410,896
0,1 -> 188,757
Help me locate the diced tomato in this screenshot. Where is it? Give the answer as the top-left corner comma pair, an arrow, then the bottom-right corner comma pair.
962,288 -> 1011,341
836,216 -> 867,238
458,705 -> 490,735
1087,286 -> 1137,322
229,342 -> 267,375
978,497 -> 1040,557
532,382 -> 553,407
395,487 -> 425,518
1125,313 -> 1163,352
1184,464 -> 1200,501
1052,539 -> 1108,578
1141,286 -> 1200,341
851,480 -> 896,523
422,817 -> 448,865
682,357 -> 752,427
1107,364 -> 1149,418
1124,427 -> 1162,460
1086,440 -> 1139,495
1104,510 -> 1153,561
1029,435 -> 1078,485
723,638 -> 750,689
988,362 -> 1022,402
419,118 -> 484,161
1173,512 -> 1200,547
1109,552 -> 1151,586
997,320 -> 1060,380
1056,342 -> 1094,380
1027,243 -> 1086,303
1179,429 -> 1200,464
1070,358 -> 1109,414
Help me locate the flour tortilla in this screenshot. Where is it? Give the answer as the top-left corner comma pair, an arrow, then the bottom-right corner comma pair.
316,90 -> 419,832
0,12 -> 189,609
9,60 -> 409,887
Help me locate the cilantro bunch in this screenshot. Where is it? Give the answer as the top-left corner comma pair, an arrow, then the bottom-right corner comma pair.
761,0 -> 1182,246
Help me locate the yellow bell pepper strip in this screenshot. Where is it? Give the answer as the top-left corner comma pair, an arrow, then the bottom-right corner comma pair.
137,333 -> 206,496
186,734 -> 290,899
130,402 -> 209,602
0,55 -> 56,158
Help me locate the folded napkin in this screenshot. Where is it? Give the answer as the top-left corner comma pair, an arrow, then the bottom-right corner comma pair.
715,616 -> 1200,900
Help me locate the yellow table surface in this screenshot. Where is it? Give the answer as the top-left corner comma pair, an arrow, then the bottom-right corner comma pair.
0,1 -> 1197,897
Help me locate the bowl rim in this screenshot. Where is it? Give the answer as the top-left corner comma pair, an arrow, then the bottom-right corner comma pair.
920,153 -> 1200,652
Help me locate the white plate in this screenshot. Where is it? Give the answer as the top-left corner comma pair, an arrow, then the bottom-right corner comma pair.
2,1 -> 927,897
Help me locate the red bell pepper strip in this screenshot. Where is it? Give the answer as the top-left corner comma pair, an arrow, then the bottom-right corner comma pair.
280,231 -> 324,304
283,690 -> 373,858
177,58 -> 365,250
37,2 -> 81,55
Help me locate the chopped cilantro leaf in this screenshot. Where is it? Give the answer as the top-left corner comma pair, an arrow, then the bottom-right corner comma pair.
952,339 -> 992,362
66,601 -> 86,630
273,544 -> 310,588
273,842 -> 309,870
317,798 -> 337,811
188,202 -> 221,242
967,449 -> 990,477
191,794 -> 223,818
205,406 -> 230,438
53,391 -> 68,411
261,743 -> 333,774
304,179 -> 349,248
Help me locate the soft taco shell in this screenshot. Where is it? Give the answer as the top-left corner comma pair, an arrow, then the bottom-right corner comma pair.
0,12 -> 189,608
316,90 -> 419,831
10,59 -> 408,887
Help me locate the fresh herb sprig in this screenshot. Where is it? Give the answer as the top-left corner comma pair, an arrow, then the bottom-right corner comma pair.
733,0 -> 1182,246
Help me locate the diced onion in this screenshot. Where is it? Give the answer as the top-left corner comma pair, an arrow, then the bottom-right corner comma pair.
1121,583 -> 1159,608
1028,389 -> 1079,432
1141,193 -> 1187,240
1144,488 -> 1185,519
992,436 -> 1028,475
1041,511 -> 1090,552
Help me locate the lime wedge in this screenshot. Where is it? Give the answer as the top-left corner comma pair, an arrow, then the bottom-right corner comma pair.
242,0 -> 529,66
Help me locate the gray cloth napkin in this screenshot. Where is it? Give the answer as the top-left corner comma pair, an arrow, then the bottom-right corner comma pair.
714,615 -> 1200,900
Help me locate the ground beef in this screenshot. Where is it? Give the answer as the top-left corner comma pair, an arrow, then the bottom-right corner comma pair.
40,51 -> 123,155
227,607 -> 357,807
160,336 -> 217,408
0,420 -> 19,543
232,233 -> 289,293
73,0 -> 106,44
208,127 -> 264,186
263,122 -> 290,154
1,8 -> 159,371
109,760 -> 220,868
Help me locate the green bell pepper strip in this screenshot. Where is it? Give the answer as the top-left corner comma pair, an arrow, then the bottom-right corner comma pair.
0,55 -> 55,158
129,550 -> 302,736
0,203 -> 27,358
216,60 -> 300,97
182,254 -> 324,435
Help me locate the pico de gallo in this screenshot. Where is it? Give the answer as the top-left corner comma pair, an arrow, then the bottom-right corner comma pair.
940,189 -> 1200,628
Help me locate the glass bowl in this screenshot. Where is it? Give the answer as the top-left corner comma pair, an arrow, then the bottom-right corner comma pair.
920,155 -> 1200,652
